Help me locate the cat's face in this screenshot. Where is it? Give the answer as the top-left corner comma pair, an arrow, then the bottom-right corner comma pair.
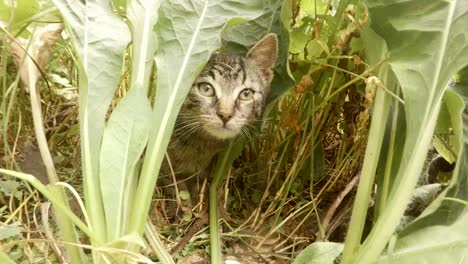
179,34 -> 278,140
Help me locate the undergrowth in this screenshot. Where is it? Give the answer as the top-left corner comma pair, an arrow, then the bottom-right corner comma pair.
0,3 -> 371,263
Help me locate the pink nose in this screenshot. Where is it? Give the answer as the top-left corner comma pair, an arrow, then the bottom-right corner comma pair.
217,112 -> 233,123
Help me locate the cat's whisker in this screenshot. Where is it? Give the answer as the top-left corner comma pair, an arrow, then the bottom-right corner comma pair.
178,115 -> 211,126
174,121 -> 200,132
181,127 -> 200,142
240,129 -> 250,143
176,115 -> 204,123
173,125 -> 202,141
245,124 -> 261,140
175,121 -> 201,130
177,115 -> 202,121
241,126 -> 256,145
178,124 -> 202,142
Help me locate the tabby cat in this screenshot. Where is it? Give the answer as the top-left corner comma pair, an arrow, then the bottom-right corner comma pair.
161,33 -> 278,203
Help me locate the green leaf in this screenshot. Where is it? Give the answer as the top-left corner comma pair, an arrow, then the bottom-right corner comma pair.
343,0 -> 468,263
0,223 -> 21,241
390,72 -> 468,254
97,0 -> 160,241
221,0 -> 295,99
130,0 -> 265,238
299,0 -> 328,16
0,169 -> 93,240
0,180 -> 20,196
182,212 -> 192,222
106,232 -> 146,248
293,242 -> 343,264
127,0 -> 161,93
289,23 -> 310,54
99,89 -> 152,240
0,252 -> 15,264
0,0 -> 38,33
379,213 -> 468,263
433,90 -> 462,164
52,0 -> 131,242
210,140 -> 246,263
179,190 -> 190,201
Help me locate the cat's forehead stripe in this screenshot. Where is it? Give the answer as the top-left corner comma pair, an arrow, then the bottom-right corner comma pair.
208,62 -> 246,85
207,69 -> 216,80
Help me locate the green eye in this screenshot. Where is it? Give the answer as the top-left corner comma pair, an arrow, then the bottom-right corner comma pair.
198,83 -> 215,97
239,88 -> 255,100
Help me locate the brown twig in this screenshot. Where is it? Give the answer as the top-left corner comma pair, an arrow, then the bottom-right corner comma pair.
317,174 -> 359,241
170,213 -> 209,253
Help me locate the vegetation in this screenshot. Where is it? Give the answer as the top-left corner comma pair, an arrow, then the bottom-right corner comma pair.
1,0 -> 467,263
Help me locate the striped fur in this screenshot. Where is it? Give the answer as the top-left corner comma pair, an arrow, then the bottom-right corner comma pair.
163,34 -> 278,193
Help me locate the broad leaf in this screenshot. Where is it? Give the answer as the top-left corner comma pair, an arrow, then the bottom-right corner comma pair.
344,0 -> 468,262
381,70 -> 468,262
433,96 -> 459,164
0,252 -> 15,264
98,0 -> 160,241
221,0 -> 295,99
127,0 -> 161,92
0,223 -> 21,240
0,0 -> 38,34
378,213 -> 468,263
52,0 -> 131,241
99,89 -> 152,240
293,242 -> 343,264
130,0 -> 265,236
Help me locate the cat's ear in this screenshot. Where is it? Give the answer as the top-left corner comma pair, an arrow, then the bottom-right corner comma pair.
246,33 -> 278,70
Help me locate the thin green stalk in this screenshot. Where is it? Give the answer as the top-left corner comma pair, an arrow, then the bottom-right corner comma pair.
144,220 -> 174,264
253,136 -> 291,227
210,140 -> 242,264
444,197 -> 468,206
271,139 -> 309,227
353,102 -> 442,263
2,42 -> 25,170
341,79 -> 392,263
316,64 -> 382,111
13,7 -> 60,38
327,0 -> 350,48
0,169 -> 94,240
24,30 -> 84,263
1,47 -> 14,165
376,92 -> 400,218
308,93 -> 315,197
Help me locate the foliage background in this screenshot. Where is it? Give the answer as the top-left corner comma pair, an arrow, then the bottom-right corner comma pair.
0,0 -> 467,263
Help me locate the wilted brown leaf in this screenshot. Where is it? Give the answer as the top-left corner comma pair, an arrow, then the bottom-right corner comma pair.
9,23 -> 64,90
295,74 -> 313,93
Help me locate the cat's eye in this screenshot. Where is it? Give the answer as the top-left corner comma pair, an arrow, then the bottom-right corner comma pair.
198,83 -> 215,97
239,88 -> 255,100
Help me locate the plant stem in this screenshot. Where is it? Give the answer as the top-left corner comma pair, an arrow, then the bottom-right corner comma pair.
26,40 -> 84,263
210,141 -> 242,264
376,94 -> 400,218
144,220 -> 175,264
354,103 -> 441,263
341,80 -> 391,263
0,169 -> 94,240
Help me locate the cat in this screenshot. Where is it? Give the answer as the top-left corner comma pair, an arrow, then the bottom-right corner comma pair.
160,33 -> 278,207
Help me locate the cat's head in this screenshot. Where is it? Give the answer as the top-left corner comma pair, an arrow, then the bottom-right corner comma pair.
180,34 -> 278,140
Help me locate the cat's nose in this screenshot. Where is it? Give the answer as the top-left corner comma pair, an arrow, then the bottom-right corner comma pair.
217,112 -> 233,123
